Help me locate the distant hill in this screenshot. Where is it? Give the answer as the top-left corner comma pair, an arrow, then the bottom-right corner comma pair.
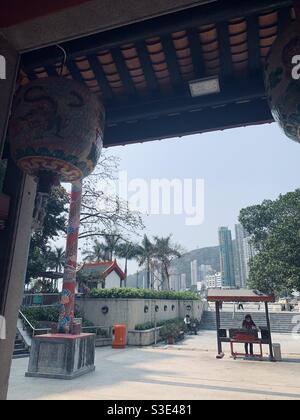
126,245 -> 220,288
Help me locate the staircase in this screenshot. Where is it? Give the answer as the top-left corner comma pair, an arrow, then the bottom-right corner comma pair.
13,332 -> 30,359
200,311 -> 300,334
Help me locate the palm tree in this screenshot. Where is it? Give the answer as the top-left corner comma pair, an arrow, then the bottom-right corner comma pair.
82,240 -> 107,262
101,233 -> 122,260
153,235 -> 181,291
48,247 -> 65,273
116,241 -> 140,286
83,234 -> 122,262
136,235 -> 154,289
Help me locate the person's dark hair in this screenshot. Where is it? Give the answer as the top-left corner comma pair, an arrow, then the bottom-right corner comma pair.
245,314 -> 253,321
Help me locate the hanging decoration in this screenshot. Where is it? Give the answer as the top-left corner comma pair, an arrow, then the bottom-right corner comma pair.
9,76 -> 105,229
265,1 -> 300,142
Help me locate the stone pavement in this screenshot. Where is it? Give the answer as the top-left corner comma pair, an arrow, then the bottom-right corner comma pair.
8,331 -> 300,400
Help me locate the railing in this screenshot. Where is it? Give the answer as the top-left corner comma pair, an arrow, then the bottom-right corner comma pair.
19,310 -> 51,337
81,325 -> 112,338
22,293 -> 60,307
19,311 -> 111,338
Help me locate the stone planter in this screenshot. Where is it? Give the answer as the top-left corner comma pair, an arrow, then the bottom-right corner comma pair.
127,327 -> 162,346
95,337 -> 112,347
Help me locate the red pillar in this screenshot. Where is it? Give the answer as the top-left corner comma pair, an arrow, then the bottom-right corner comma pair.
58,180 -> 82,333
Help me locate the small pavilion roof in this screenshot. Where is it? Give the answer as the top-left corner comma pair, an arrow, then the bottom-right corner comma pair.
207,289 -> 275,303
78,260 -> 126,280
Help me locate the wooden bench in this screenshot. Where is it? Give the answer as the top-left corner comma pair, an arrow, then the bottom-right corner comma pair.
230,333 -> 263,360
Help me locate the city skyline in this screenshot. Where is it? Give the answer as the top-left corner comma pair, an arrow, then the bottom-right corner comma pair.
112,124 -> 300,264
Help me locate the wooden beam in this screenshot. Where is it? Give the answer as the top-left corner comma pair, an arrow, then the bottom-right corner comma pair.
187,28 -> 206,78
0,36 -> 19,158
215,301 -> 224,358
247,16 -> 261,74
106,75 -> 266,124
86,55 -> 114,102
265,302 -> 275,361
66,60 -> 86,84
217,22 -> 233,80
0,161 -> 36,400
161,35 -> 183,92
103,99 -> 273,147
277,7 -> 291,33
21,0 -> 293,71
44,64 -> 59,77
135,41 -> 160,94
110,48 -> 137,98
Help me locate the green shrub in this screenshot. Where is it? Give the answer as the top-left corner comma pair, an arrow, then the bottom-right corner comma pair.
21,306 -> 60,328
160,319 -> 185,341
87,288 -> 199,301
20,305 -> 95,336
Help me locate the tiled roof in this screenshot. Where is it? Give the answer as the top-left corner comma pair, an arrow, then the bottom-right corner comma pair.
20,1 -> 295,145
79,260 -> 126,280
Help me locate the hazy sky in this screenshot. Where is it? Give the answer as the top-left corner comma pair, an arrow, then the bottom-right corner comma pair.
60,121 -> 300,276
109,122 -> 300,258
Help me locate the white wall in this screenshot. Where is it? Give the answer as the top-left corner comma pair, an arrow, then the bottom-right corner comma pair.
76,297 -> 204,330
104,271 -> 121,289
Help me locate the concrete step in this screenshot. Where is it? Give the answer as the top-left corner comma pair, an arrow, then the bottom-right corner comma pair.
13,334 -> 30,359
200,311 -> 300,334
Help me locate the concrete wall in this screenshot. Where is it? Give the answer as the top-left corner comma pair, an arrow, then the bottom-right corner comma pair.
127,328 -> 162,346
76,297 -> 204,330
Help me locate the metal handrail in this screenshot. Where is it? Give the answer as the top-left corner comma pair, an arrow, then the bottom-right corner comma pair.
81,325 -> 112,337
19,310 -> 51,337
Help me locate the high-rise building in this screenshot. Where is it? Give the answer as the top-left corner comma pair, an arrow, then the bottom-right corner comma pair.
199,264 -> 213,282
205,272 -> 222,289
180,273 -> 187,291
218,227 -> 235,288
235,224 -> 247,288
190,260 -> 198,286
235,223 -> 257,288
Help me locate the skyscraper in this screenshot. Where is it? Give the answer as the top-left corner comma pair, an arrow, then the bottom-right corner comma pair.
190,260 -> 198,287
235,223 -> 257,288
218,227 -> 235,288
235,224 -> 247,288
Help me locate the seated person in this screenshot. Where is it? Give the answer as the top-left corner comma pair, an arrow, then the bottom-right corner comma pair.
184,314 -> 191,330
242,314 -> 257,356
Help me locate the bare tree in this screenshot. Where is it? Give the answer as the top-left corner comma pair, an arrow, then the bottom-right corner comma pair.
79,151 -> 144,241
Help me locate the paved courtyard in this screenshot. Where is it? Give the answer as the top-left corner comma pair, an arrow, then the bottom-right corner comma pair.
8,331 -> 300,400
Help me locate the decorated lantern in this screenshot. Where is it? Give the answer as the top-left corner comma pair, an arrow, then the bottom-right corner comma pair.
8,76 -> 105,333
9,77 -> 105,187
265,2 -> 300,142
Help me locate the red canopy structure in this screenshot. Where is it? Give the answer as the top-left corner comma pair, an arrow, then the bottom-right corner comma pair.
207,289 -> 276,361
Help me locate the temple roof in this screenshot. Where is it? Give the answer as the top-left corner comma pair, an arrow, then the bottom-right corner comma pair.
4,1 -> 296,146
78,260 -> 126,280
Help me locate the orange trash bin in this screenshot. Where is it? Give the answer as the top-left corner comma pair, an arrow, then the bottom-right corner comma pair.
112,324 -> 127,349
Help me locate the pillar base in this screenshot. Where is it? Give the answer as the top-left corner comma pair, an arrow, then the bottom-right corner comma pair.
25,333 -> 95,380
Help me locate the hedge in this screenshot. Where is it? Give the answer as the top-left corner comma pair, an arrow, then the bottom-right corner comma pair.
86,288 -> 199,301
20,306 -> 94,336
